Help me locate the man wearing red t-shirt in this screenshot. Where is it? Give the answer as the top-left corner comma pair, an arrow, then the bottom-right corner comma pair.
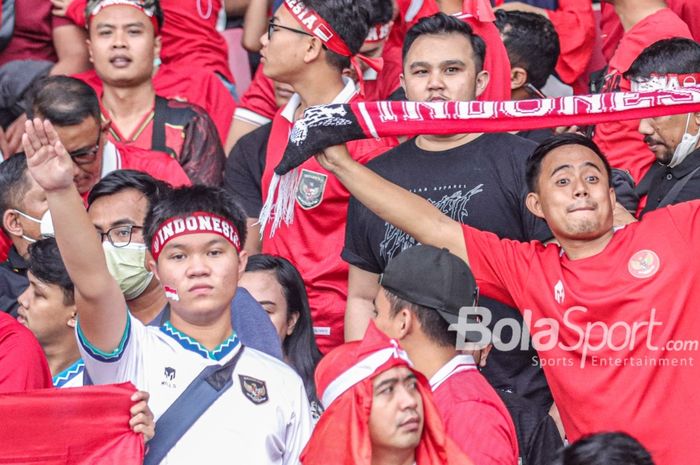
63,0 -> 236,148
314,132 -> 700,465
76,0 -> 225,185
0,312 -> 52,393
255,0 -> 396,353
593,0 -> 692,183
374,245 -> 519,465
230,0 -> 398,148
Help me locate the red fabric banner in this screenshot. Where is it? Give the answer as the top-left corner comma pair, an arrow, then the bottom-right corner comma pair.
0,383 -> 144,464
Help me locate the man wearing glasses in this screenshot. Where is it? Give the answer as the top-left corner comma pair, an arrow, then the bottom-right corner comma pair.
0,75 -> 189,316
29,75 -> 190,201
85,170 -> 283,359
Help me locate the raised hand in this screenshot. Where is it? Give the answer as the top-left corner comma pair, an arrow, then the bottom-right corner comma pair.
22,118 -> 75,193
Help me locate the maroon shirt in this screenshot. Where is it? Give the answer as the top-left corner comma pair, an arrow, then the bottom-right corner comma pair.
0,0 -> 71,66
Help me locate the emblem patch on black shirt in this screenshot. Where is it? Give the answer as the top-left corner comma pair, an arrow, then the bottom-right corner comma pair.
296,169 -> 327,209
239,375 -> 269,405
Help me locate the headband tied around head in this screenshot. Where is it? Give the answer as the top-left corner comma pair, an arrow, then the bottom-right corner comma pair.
150,212 -> 241,261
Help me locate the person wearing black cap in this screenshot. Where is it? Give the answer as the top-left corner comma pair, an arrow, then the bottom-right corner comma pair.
373,244 -> 519,465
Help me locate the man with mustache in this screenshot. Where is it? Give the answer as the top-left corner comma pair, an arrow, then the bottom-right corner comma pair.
626,38 -> 700,217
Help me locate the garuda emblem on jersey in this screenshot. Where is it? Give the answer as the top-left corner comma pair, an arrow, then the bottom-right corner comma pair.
239,375 -> 269,405
296,169 -> 328,209
628,250 -> 660,279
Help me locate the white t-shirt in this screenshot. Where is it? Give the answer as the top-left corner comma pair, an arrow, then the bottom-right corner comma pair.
77,314 -> 312,465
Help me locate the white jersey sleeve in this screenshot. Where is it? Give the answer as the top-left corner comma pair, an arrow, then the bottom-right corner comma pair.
75,312 -> 146,386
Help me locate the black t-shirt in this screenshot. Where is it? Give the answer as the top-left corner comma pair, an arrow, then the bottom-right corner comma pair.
0,247 -> 28,317
223,123 -> 271,218
638,148 -> 700,218
343,133 -> 554,409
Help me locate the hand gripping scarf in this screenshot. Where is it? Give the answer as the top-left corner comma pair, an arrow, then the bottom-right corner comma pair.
300,322 -> 472,465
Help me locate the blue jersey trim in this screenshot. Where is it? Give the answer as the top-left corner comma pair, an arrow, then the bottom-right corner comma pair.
53,359 -> 85,388
77,315 -> 131,363
160,321 -> 239,361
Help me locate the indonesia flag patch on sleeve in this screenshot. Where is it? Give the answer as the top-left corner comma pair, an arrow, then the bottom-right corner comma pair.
164,286 -> 180,301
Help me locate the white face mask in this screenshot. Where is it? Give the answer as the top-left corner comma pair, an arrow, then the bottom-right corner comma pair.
669,113 -> 700,168
13,209 -> 54,243
103,242 -> 155,300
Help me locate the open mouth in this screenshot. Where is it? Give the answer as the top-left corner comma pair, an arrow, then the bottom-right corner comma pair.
109,55 -> 132,68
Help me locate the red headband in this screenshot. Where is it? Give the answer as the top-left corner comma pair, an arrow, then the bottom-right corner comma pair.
88,0 -> 160,35
151,212 -> 241,261
365,22 -> 393,44
630,73 -> 700,92
282,0 -> 383,95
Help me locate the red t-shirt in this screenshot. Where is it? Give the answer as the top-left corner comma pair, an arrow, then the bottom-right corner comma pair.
0,0 -> 71,66
431,357 -> 519,465
545,0 -> 595,86
260,84 -> 397,353
601,1 -> 700,63
74,65 -> 235,144
114,143 -> 191,188
66,0 -> 232,82
461,201 -> 700,465
0,312 -> 52,393
593,8 -> 692,183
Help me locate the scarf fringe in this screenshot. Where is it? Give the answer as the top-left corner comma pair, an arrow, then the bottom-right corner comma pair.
258,169 -> 301,238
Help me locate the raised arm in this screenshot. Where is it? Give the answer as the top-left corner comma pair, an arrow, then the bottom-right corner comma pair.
316,144 -> 469,264
22,119 -> 127,353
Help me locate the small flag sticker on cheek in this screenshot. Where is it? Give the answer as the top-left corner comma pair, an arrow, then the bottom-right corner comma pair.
164,285 -> 180,302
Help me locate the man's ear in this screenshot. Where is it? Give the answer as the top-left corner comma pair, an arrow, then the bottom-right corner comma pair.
400,72 -> 406,94
303,37 -> 324,64
510,66 -> 528,91
526,191 -> 545,219
147,255 -> 160,282
478,344 -> 493,368
154,35 -> 162,62
237,250 -> 249,278
86,38 -> 94,64
67,310 -> 78,329
396,307 -> 414,339
474,70 -> 490,98
3,209 -> 23,237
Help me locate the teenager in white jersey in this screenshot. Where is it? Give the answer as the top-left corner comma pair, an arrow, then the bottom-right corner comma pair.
22,118 -> 312,464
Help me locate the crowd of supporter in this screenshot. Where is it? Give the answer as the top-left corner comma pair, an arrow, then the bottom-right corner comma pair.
1,0 -> 699,464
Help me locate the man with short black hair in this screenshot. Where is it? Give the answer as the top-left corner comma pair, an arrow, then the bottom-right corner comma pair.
313,130 -> 700,465
373,245 -> 519,465
23,118 -> 311,464
343,13 -> 553,410
88,169 -> 283,358
17,238 -> 84,387
252,0 -> 396,353
0,154 -> 50,316
30,75 -> 190,197
79,0 -> 226,185
624,38 -> 700,217
495,9 -> 560,142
